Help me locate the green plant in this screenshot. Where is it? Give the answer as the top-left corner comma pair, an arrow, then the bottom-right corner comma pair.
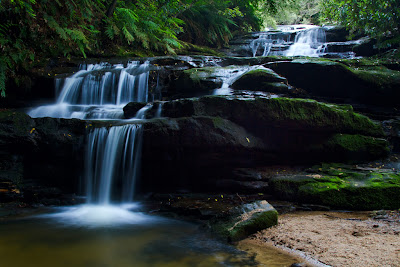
322,0 -> 400,48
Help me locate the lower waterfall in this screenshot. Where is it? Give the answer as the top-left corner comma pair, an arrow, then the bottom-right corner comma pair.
85,124 -> 143,205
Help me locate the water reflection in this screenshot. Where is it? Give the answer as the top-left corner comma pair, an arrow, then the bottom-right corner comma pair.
0,209 -> 260,267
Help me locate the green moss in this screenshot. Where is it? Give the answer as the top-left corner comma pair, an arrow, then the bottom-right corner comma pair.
255,97 -> 384,137
324,134 -> 389,160
228,210 -> 278,241
167,96 -> 384,137
270,164 -> 400,210
240,69 -> 286,82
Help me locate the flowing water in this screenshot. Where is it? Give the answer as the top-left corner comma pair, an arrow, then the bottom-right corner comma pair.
283,26 -> 326,57
28,61 -> 152,119
16,29 -> 331,266
234,24 -> 357,58
1,211 -> 284,267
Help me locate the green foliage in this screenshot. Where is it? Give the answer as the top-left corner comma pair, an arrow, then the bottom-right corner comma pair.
178,0 -> 263,47
322,0 -> 400,48
0,0 -> 298,96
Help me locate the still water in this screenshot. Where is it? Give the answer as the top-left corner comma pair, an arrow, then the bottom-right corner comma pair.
0,205 -> 297,267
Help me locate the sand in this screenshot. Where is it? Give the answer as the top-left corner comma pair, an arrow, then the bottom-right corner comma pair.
245,211 -> 400,267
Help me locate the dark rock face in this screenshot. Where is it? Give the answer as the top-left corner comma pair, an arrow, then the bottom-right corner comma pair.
135,96 -> 388,193
123,102 -> 148,118
0,110 -> 86,202
323,26 -> 350,42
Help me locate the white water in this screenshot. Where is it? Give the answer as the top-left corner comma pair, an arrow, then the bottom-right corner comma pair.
284,26 -> 327,57
250,34 -> 274,57
85,124 -> 143,205
250,25 -> 327,57
44,123 -> 145,227
212,65 -> 258,95
28,60 -> 157,226
28,61 -> 151,120
41,204 -> 154,228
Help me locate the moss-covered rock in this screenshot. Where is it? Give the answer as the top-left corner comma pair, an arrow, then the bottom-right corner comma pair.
268,164 -> 400,210
315,134 -> 390,162
231,68 -> 289,93
138,111 -> 388,193
170,66 -> 226,93
161,96 -> 384,138
268,58 -> 400,108
211,200 -> 278,242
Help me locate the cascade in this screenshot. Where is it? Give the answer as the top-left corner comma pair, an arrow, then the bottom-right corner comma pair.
85,124 -> 143,205
235,25 -> 332,58
284,26 -> 327,57
249,32 -> 290,57
28,61 -> 152,120
250,34 -> 273,57
28,60 -> 157,226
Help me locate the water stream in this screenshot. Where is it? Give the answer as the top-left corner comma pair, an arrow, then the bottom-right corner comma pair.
1,213 -> 280,267
13,26 -> 339,266
28,61 -> 152,120
230,24 -> 358,58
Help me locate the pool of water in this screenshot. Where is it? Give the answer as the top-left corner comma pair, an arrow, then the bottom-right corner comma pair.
0,205 -> 298,267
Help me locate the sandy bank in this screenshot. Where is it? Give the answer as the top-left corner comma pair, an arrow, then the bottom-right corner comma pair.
243,211 -> 400,267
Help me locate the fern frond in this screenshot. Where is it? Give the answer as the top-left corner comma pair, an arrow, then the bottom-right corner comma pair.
122,26 -> 135,43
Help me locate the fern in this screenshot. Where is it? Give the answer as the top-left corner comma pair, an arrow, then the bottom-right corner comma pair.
122,26 -> 135,43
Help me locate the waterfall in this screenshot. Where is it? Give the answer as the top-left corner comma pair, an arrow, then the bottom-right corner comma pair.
284,27 -> 327,57
250,34 -> 273,57
28,61 -> 151,119
155,102 -> 163,118
85,124 -> 143,205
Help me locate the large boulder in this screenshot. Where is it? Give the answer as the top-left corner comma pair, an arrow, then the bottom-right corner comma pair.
136,97 -> 389,193
267,163 -> 400,210
159,96 -> 384,137
210,200 -> 278,242
231,68 -> 289,93
267,59 -> 400,108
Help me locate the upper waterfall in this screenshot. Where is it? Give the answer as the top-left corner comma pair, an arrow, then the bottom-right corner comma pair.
284,26 -> 327,57
227,24 -> 359,59
250,25 -> 327,57
28,61 -> 153,120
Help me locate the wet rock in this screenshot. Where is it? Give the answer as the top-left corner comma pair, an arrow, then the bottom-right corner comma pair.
323,26 -> 350,42
231,68 -> 289,94
382,118 -> 400,152
219,56 -> 291,67
123,102 -> 148,118
211,200 -> 278,242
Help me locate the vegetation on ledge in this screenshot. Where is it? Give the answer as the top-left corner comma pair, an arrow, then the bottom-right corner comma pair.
269,163 -> 400,210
